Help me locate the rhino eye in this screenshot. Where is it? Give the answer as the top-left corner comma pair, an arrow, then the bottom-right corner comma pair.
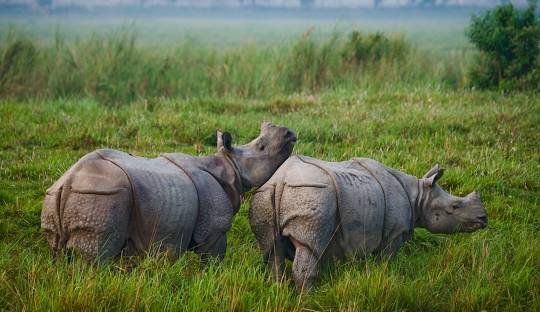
452,203 -> 460,210
258,144 -> 265,151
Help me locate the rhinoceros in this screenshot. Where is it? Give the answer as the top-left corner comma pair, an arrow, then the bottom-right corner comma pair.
249,155 -> 488,291
41,122 -> 296,262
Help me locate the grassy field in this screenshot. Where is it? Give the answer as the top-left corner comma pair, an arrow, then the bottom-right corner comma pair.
1,11 -> 539,311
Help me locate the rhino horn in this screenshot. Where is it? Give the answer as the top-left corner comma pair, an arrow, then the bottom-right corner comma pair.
466,191 -> 481,201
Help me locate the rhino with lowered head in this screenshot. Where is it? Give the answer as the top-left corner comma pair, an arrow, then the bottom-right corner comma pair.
249,155 -> 488,291
42,122 -> 296,262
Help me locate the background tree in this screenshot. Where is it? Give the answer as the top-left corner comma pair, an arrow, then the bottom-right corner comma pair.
467,2 -> 540,90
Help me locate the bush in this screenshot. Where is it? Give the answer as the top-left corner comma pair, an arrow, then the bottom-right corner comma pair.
282,30 -> 340,93
0,36 -> 38,98
467,3 -> 540,90
341,31 -> 410,65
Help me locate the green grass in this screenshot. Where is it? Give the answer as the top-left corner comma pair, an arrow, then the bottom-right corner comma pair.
1,89 -> 538,311
0,12 -> 539,311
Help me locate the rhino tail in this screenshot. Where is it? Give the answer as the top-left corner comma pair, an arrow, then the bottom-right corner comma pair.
42,182 -> 71,253
250,183 -> 280,254
250,182 -> 292,279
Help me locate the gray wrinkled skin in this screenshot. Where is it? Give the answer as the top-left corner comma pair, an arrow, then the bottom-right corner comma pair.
249,156 -> 488,292
41,122 -> 296,262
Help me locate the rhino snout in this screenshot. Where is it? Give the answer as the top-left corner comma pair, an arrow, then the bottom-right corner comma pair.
465,213 -> 488,232
477,214 -> 488,224
476,214 -> 488,227
284,130 -> 297,142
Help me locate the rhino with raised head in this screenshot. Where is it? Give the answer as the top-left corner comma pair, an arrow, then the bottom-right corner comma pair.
249,156 -> 488,292
42,122 -> 296,262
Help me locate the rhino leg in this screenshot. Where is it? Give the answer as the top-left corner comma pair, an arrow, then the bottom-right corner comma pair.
261,234 -> 287,282
249,186 -> 287,281
376,233 -> 406,258
290,238 -> 318,293
194,232 -> 227,262
278,181 -> 337,291
65,190 -> 131,262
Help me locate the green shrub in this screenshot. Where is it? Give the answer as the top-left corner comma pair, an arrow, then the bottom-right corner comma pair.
467,3 -> 540,90
282,30 -> 340,93
0,36 -> 38,99
342,31 -> 410,65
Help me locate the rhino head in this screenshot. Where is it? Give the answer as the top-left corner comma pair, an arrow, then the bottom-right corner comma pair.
418,164 -> 488,234
217,122 -> 296,190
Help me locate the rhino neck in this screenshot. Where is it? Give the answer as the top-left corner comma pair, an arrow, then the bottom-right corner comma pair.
385,168 -> 424,229
198,152 -> 243,212
412,179 -> 430,229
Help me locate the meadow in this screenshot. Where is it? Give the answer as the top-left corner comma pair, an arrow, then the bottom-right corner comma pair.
0,10 -> 539,311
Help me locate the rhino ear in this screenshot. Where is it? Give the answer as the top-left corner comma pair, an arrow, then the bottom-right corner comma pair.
423,163 -> 444,187
423,163 -> 441,179
261,121 -> 271,131
217,131 -> 233,152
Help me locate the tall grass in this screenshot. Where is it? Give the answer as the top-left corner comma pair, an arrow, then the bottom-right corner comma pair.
0,28 -> 469,106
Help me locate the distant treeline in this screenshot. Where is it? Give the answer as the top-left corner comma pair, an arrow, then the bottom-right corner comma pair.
0,0 -> 531,13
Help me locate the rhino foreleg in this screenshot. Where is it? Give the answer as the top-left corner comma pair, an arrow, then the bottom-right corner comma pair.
195,232 -> 227,262
375,232 -> 407,259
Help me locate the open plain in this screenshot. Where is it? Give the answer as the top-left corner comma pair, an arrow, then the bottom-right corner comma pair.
0,9 -> 538,311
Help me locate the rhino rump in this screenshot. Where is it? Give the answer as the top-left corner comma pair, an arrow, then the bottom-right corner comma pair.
41,151 -> 132,260
41,149 -> 200,261
249,157 -> 338,263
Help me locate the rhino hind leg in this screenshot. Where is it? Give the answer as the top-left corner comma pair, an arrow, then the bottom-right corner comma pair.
62,188 -> 131,262
279,182 -> 337,291
290,238 -> 318,293
260,234 -> 287,282
249,187 -> 288,282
